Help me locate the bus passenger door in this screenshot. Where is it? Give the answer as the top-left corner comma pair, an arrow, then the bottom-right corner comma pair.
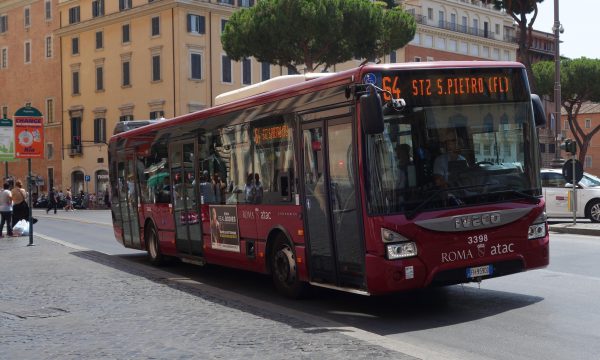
116,154 -> 142,249
301,117 -> 365,290
170,141 -> 203,256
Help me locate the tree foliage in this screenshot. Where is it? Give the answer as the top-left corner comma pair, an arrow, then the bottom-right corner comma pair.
533,58 -> 600,162
221,0 -> 415,73
482,0 -> 545,92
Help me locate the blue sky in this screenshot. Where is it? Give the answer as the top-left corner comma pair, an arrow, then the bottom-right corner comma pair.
534,0 -> 600,59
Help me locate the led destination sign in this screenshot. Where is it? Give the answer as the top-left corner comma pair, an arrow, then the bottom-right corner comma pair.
373,68 -> 528,106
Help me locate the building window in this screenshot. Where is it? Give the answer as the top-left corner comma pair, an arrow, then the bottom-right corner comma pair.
45,0 -> 52,20
389,51 -> 396,63
96,31 -> 103,49
149,111 -> 164,120
122,24 -> 130,43
239,0 -> 254,7
427,8 -> 433,20
585,155 -> 592,169
152,55 -> 161,81
24,7 -> 31,28
96,66 -> 104,91
495,23 -> 500,34
94,118 -> 106,144
72,37 -> 79,55
46,143 -> 54,160
585,118 -> 591,128
45,36 -> 53,58
222,55 -> 232,83
190,52 -> 202,80
221,19 -> 228,33
46,98 -> 54,123
1,48 -> 7,69
261,62 -> 270,81
0,15 -> 7,34
1,106 -> 7,118
92,0 -> 105,17
70,117 -> 82,155
151,16 -> 160,36
187,14 -> 205,34
72,71 -> 80,95
119,0 -> 132,11
120,115 -> 134,122
548,143 -> 556,153
24,41 -> 31,64
69,6 -> 80,24
242,58 -> 251,85
414,56 -> 421,62
122,61 -> 131,86
539,143 -> 546,153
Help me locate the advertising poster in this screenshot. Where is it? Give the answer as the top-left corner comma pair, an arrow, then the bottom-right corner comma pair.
209,205 -> 240,252
0,117 -> 15,161
14,106 -> 44,159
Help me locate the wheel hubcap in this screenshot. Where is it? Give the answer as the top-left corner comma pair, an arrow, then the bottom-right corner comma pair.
591,204 -> 600,221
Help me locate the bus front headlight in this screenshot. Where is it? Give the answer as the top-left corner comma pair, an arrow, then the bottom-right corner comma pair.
528,212 -> 547,240
386,242 -> 418,260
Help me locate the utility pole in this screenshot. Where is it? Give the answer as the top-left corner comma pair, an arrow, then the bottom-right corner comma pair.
553,0 -> 563,161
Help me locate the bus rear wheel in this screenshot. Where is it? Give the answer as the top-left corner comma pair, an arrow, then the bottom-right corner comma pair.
146,225 -> 165,265
271,236 -> 306,298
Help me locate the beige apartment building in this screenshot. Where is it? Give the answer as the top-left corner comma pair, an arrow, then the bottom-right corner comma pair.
0,0 -> 63,197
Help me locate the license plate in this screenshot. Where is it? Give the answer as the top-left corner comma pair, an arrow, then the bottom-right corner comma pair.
466,265 -> 493,278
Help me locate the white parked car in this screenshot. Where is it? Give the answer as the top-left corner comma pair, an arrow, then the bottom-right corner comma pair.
541,168 -> 600,222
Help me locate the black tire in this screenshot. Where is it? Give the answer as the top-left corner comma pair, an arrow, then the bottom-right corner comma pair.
146,225 -> 165,265
587,200 -> 600,223
271,235 -> 306,298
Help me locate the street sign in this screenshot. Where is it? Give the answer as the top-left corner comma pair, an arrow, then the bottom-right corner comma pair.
562,159 -> 583,184
13,106 -> 44,159
0,117 -> 15,161
85,175 -> 91,182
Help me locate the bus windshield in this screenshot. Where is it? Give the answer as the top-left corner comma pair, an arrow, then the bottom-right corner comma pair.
365,100 -> 541,216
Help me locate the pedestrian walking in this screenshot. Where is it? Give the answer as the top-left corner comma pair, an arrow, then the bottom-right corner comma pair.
0,182 -> 14,237
46,187 -> 58,214
64,187 -> 74,211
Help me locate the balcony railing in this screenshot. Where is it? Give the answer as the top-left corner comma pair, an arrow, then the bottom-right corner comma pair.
411,15 -> 518,44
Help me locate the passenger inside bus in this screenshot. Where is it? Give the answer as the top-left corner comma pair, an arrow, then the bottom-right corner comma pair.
433,137 -> 466,189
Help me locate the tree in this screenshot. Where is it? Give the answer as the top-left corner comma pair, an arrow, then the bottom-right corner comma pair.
221,0 -> 416,73
533,58 -> 600,163
482,0 -> 545,92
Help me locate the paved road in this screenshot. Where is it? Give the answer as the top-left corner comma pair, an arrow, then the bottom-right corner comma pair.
1,210 -> 420,360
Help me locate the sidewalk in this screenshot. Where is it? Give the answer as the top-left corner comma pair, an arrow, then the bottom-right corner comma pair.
548,221 -> 600,236
0,235 -> 413,360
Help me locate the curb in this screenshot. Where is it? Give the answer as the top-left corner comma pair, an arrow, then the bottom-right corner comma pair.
549,225 -> 600,236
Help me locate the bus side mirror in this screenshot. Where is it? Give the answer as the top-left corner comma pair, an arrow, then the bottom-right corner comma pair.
531,94 -> 546,127
360,85 -> 384,134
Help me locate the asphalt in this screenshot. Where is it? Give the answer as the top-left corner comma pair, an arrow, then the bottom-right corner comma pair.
0,210 -> 418,360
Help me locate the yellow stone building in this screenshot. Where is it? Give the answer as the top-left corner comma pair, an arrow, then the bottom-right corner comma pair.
56,0 -> 286,200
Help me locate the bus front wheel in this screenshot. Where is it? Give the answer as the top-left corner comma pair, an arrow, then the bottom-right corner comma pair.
271,235 -> 306,298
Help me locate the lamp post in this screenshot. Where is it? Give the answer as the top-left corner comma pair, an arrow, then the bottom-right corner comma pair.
553,0 -> 563,160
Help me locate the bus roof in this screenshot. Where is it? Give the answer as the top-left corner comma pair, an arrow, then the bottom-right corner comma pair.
110,61 -> 525,142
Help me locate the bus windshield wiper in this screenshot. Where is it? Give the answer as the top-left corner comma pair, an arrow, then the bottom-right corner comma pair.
485,186 -> 540,204
405,184 -> 488,220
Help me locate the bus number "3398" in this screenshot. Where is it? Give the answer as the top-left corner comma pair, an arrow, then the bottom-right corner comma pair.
467,234 -> 488,245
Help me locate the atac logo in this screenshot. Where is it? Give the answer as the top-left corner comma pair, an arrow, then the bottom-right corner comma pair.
477,243 -> 486,257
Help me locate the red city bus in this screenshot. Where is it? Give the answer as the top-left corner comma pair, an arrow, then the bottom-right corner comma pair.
108,62 -> 549,297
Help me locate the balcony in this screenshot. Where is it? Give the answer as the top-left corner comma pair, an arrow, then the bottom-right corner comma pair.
69,144 -> 83,156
